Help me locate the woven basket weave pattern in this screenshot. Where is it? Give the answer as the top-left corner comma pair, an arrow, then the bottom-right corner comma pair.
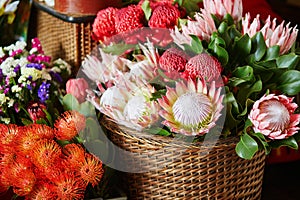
35,9 -> 97,74
102,117 -> 266,200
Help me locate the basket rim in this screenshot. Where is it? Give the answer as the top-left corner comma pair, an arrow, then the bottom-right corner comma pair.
101,115 -> 240,150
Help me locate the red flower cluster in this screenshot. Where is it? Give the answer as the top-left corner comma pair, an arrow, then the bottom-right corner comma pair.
92,0 -> 185,44
0,111 -> 104,199
158,48 -> 223,84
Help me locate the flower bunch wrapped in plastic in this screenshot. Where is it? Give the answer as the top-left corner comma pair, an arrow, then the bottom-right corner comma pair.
0,38 -> 71,125
79,0 -> 300,159
0,110 -> 104,199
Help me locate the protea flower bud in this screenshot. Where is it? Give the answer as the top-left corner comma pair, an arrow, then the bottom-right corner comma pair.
66,78 -> 89,103
203,0 -> 243,22
242,13 -> 298,55
249,94 -> 300,140
158,79 -> 224,136
27,101 -> 47,123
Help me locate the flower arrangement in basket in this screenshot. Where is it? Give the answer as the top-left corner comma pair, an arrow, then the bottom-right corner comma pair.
77,0 -> 300,161
0,38 -> 71,125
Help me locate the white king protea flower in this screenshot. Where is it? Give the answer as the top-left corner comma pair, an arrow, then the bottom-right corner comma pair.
203,0 -> 243,22
242,13 -> 298,55
98,76 -> 160,131
158,79 -> 224,136
249,94 -> 300,140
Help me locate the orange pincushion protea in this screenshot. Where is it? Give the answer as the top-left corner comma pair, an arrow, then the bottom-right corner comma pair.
54,110 -> 86,141
62,144 -> 85,170
0,124 -> 19,146
78,153 -> 104,187
51,172 -> 86,200
30,139 -> 62,169
15,124 -> 54,156
25,182 -> 56,200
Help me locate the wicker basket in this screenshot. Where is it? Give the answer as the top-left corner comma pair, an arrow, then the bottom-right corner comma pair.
32,1 -> 98,74
101,116 -> 266,200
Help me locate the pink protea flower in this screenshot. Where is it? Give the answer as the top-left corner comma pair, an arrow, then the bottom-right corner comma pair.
203,0 -> 243,22
158,79 -> 224,136
27,101 -> 47,123
184,53 -> 223,84
98,77 -> 160,130
171,9 -> 217,47
92,7 -> 118,42
115,5 -> 145,34
148,4 -> 181,29
249,94 -> 300,140
242,13 -> 298,54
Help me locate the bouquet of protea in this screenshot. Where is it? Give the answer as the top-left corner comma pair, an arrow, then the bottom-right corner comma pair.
0,38 -> 71,125
76,0 -> 300,159
0,110 -> 104,199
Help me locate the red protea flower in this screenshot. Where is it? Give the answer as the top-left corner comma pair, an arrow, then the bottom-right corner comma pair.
61,144 -> 85,170
30,139 -> 62,170
78,153 -> 104,187
159,48 -> 189,73
184,53 -> 223,84
54,111 -> 86,141
115,5 -> 145,34
148,3 -> 181,29
92,7 -> 118,42
51,172 -> 85,200
15,124 -> 54,156
25,182 -> 56,200
27,101 -> 47,123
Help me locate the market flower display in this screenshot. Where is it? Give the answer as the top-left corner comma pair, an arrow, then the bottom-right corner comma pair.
83,0 -> 300,159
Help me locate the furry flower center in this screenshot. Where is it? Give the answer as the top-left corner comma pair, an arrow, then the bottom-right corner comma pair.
260,100 -> 290,131
172,92 -> 212,126
124,96 -> 146,120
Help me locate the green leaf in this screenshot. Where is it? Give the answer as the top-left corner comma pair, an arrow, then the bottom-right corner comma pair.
218,21 -> 228,34
264,45 -> 280,61
270,136 -> 298,149
252,132 -> 270,154
62,94 -> 80,111
251,32 -> 267,61
102,43 -> 136,55
81,117 -> 102,142
232,65 -> 254,82
182,0 -> 202,14
141,0 -> 152,21
223,14 -> 234,26
21,118 -> 33,126
208,42 -> 229,65
147,127 -> 172,136
276,54 -> 300,69
234,34 -> 251,56
235,133 -> 259,159
174,0 -> 183,6
277,70 -> 300,95
78,101 -> 97,117
190,35 -> 203,54
238,98 -> 254,117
